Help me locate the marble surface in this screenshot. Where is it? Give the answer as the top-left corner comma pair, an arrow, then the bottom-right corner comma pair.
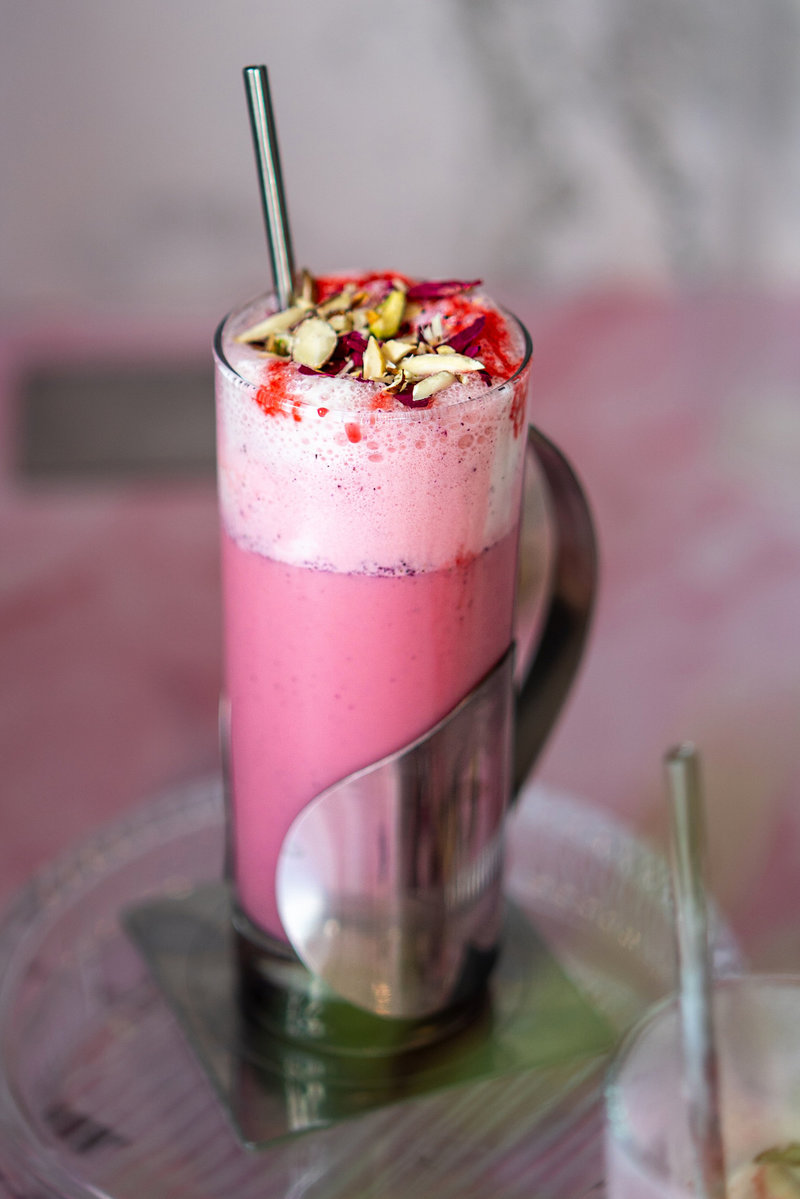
2,289 -> 800,972
2,1 -> 800,323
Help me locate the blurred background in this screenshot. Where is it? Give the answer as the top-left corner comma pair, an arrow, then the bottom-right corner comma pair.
2,1 -> 800,966
3,0 -> 800,322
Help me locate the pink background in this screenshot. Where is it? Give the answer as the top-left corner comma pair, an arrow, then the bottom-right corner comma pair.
2,289 -> 800,970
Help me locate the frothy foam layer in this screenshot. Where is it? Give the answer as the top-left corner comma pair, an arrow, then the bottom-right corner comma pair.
215,279 -> 531,575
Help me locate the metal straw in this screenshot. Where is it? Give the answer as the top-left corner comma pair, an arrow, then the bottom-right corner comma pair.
666,743 -> 727,1199
243,65 -> 296,310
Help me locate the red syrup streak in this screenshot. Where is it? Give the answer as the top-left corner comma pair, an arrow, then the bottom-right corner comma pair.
370,390 -> 396,411
345,422 -> 362,443
510,384 -> 527,437
443,297 -> 527,435
444,298 -> 522,382
255,361 -> 293,418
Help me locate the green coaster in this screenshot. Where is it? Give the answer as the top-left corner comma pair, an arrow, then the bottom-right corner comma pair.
125,884 -> 614,1148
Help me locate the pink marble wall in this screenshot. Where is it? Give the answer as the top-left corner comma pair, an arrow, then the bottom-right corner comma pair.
518,290 -> 800,966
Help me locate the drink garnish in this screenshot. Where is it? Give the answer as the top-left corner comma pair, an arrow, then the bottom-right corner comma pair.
410,371 -> 457,402
367,287 -> 406,339
290,316 -> 338,369
756,1147 -> 800,1167
729,1146 -> 800,1199
399,352 -> 485,379
235,304 -> 307,344
362,336 -> 386,380
447,315 -> 486,355
406,279 -> 482,300
234,272 -> 489,405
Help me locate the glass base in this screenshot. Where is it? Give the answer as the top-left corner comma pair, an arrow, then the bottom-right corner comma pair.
233,904 -> 496,1057
125,882 -> 615,1148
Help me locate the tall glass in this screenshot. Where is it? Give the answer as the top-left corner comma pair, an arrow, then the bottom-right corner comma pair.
605,976 -> 800,1199
214,288 -> 589,1047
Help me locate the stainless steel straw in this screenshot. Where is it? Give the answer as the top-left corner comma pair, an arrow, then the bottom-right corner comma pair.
666,742 -> 727,1199
243,64 -> 296,310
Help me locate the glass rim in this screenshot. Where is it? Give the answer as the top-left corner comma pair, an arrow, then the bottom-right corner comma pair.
605,973 -> 800,1180
213,292 -> 533,422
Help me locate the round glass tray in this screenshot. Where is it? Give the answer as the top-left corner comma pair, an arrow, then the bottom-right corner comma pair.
0,778 -> 740,1199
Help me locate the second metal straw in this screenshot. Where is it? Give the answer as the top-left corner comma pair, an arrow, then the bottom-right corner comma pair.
666,742 -> 727,1199
243,64 -> 296,310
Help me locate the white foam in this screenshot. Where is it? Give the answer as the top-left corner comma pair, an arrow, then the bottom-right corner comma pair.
215,292 -> 530,575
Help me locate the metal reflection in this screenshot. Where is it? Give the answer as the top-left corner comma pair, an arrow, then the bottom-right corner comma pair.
277,649 -> 514,1018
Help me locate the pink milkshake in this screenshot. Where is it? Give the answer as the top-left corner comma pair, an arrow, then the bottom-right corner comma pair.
214,272 -> 532,946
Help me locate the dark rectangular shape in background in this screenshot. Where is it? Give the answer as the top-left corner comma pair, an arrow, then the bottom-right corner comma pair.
18,362 -> 215,479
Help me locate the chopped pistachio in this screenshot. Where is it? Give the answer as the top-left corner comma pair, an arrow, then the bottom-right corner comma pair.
268,332 -> 292,356
758,1148 -> 800,1168
328,312 -> 353,333
317,284 -> 357,317
383,337 -> 417,364
381,371 -> 409,395
420,313 -> 445,345
291,317 -> 338,369
412,371 -> 456,401
760,1164 -> 800,1199
367,288 -> 407,339
399,352 -> 485,379
235,304 -> 307,343
298,269 -> 316,306
362,336 -> 386,380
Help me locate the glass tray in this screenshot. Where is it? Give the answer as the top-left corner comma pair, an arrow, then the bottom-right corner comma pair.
0,778 -> 740,1199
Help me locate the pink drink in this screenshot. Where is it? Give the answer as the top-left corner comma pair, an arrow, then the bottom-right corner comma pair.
222,528 -> 519,937
215,273 -> 531,944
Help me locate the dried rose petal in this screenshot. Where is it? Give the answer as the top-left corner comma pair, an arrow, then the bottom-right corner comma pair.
446,316 -> 486,353
405,279 -> 481,301
340,331 -> 368,354
397,392 -> 434,409
338,330 -> 366,368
